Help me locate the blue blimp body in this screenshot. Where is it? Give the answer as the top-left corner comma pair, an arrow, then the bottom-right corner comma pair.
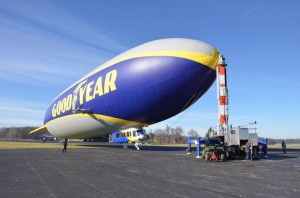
37,38 -> 219,138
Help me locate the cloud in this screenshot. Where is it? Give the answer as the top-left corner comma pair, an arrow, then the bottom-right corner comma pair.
0,19 -> 111,86
0,1 -> 128,86
0,118 -> 42,127
0,98 -> 47,128
0,1 -> 127,52
0,97 -> 47,109
243,6 -> 260,17
0,106 -> 44,115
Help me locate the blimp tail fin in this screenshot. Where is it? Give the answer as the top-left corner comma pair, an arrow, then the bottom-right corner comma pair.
29,125 -> 47,134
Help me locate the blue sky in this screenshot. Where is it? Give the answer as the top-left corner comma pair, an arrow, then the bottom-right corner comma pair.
0,0 -> 299,138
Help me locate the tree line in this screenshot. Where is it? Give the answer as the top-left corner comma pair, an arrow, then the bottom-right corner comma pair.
0,127 -> 50,140
147,125 -> 200,144
0,126 -> 299,145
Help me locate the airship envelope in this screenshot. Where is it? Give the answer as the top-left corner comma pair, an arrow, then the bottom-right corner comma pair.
37,38 -> 219,138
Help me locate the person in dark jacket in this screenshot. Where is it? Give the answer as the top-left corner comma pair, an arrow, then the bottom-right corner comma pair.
282,141 -> 286,154
245,141 -> 251,160
62,139 -> 68,153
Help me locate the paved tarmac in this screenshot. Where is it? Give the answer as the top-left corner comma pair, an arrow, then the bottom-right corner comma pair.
0,143 -> 299,198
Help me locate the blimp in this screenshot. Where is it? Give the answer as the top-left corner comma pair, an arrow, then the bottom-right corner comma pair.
30,38 -> 220,142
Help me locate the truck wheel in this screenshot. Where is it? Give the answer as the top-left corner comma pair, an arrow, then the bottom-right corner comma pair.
205,153 -> 209,161
220,153 -> 225,161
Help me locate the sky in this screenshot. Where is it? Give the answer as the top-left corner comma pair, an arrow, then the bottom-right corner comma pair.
0,0 -> 299,139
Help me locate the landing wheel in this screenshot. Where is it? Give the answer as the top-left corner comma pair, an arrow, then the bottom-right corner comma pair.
220,153 -> 225,161
205,152 -> 209,161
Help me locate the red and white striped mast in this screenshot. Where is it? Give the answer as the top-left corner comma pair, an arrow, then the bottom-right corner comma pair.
217,54 -> 229,135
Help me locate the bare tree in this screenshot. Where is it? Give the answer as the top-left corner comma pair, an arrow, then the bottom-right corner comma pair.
153,129 -> 166,144
172,126 -> 184,143
187,129 -> 199,139
0,127 -> 50,140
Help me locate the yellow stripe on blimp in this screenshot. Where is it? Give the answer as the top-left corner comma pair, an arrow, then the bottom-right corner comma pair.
92,114 -> 149,127
111,49 -> 220,70
83,49 -> 219,84
45,113 -> 149,127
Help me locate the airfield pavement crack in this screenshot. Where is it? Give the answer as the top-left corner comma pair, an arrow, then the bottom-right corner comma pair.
48,157 -> 116,197
77,177 -> 116,198
24,156 -> 58,198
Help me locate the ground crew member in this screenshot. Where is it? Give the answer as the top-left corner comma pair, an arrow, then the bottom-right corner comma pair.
135,141 -> 140,150
245,141 -> 251,160
282,140 -> 286,154
262,144 -> 266,156
62,139 -> 68,152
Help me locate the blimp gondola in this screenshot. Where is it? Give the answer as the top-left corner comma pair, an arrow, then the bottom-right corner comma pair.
30,38 -> 220,139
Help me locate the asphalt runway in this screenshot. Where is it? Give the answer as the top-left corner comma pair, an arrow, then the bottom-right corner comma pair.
0,143 -> 299,198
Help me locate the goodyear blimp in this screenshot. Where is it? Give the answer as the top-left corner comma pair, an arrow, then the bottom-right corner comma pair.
30,38 -> 220,140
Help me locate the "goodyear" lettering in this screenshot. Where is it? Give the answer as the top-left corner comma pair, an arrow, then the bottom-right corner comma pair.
52,70 -> 117,118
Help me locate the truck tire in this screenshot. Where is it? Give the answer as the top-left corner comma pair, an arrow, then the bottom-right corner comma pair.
220,153 -> 225,161
205,152 -> 209,161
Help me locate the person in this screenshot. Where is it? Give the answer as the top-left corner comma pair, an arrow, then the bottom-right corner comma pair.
62,139 -> 68,152
282,140 -> 286,154
245,141 -> 251,160
135,141 -> 140,150
186,147 -> 191,155
261,145 -> 265,156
